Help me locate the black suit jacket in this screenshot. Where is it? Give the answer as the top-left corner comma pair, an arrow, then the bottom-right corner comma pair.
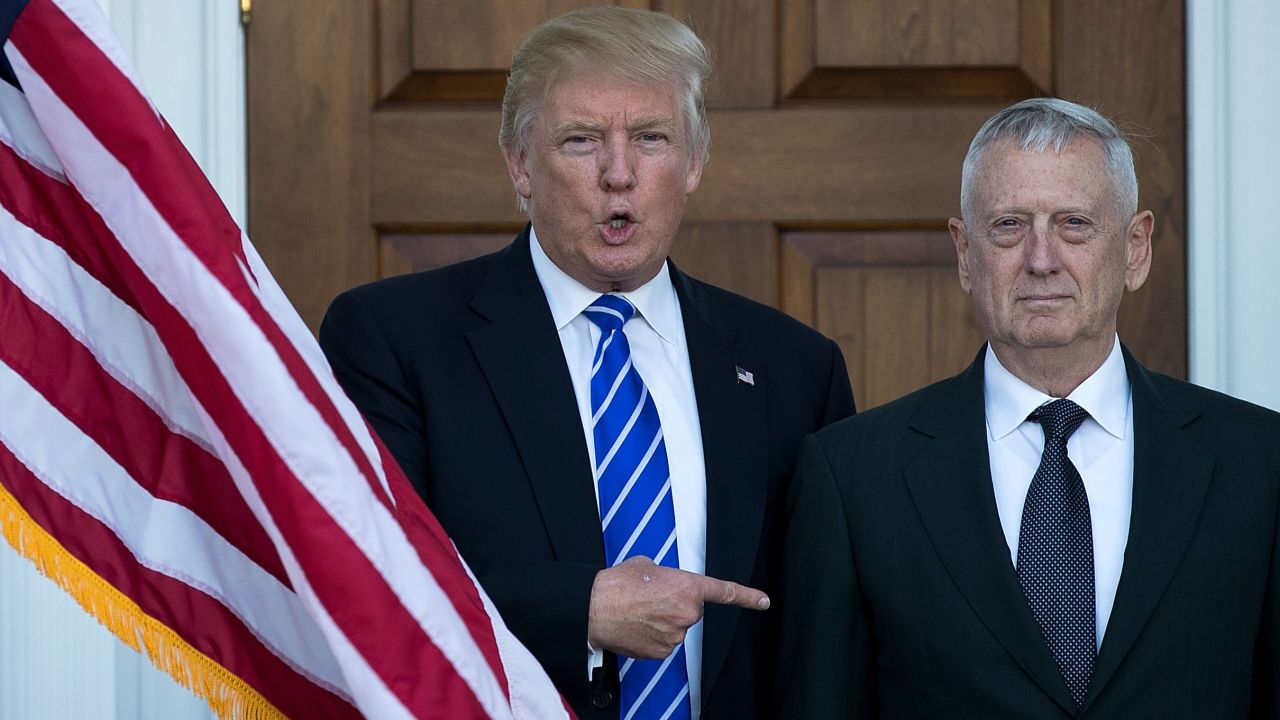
777,345 -> 1280,718
320,227 -> 855,718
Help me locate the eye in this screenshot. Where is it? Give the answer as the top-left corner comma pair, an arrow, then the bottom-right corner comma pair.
1060,216 -> 1093,235
637,132 -> 666,143
986,217 -> 1024,247
559,135 -> 597,154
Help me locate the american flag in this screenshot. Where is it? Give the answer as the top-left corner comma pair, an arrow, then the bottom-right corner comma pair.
0,0 -> 570,717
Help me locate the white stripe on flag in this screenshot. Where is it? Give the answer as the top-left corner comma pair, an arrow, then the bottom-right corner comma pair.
0,79 -> 65,182
9,43 -> 519,720
0,359 -> 347,693
245,508 -> 416,719
0,199 -> 211,455
462,560 -> 571,719
237,234 -> 394,503
9,3 -> 573,713
45,0 -> 160,120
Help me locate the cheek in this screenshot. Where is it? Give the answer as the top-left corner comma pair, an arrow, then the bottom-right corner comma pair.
970,253 -> 1017,297
541,154 -> 593,186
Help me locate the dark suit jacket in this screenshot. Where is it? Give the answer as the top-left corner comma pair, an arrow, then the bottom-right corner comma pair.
777,345 -> 1280,719
319,227 -> 855,719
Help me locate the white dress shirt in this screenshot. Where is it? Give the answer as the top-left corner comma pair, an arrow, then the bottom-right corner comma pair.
985,337 -> 1133,649
529,228 -> 707,715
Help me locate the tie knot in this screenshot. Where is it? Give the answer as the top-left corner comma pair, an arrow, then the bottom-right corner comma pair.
1029,398 -> 1090,441
584,294 -> 635,333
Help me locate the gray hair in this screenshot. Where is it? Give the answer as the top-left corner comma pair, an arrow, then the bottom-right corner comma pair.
960,97 -> 1138,221
499,7 -> 711,209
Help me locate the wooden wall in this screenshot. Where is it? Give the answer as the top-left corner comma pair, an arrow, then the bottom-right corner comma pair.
248,0 -> 1185,408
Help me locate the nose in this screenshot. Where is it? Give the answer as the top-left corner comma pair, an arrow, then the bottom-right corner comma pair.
1024,218 -> 1061,275
599,134 -> 636,191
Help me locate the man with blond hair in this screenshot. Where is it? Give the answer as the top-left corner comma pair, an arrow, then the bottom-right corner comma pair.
321,7 -> 854,718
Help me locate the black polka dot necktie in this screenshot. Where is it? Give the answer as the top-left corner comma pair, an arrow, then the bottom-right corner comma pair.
1016,398 -> 1095,707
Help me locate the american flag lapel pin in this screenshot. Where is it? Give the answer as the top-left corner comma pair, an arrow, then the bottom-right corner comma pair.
735,365 -> 755,386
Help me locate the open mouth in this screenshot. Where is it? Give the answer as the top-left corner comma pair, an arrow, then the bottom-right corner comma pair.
600,212 -> 637,243
606,211 -> 635,229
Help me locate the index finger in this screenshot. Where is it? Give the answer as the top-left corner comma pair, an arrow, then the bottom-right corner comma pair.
698,575 -> 770,611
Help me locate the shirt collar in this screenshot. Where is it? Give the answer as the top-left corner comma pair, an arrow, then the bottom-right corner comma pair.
528,226 -> 681,345
984,336 -> 1130,441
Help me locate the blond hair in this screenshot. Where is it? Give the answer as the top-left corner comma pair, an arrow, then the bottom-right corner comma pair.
499,6 -> 711,165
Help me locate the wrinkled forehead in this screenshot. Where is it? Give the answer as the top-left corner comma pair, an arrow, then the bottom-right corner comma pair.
543,63 -> 682,106
978,134 -> 1105,168
972,138 -> 1116,204
533,69 -> 685,131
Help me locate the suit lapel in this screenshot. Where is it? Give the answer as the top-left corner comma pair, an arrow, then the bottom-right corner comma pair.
671,266 -> 768,702
903,350 -> 1080,715
1082,348 -> 1214,709
464,230 -> 604,566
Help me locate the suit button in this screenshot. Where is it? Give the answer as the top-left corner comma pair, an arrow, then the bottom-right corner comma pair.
591,689 -> 614,709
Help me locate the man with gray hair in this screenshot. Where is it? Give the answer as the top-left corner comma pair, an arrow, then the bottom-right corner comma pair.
775,97 -> 1279,717
320,7 -> 854,719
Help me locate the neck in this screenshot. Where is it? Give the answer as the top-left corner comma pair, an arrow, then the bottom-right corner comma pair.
989,338 -> 1114,398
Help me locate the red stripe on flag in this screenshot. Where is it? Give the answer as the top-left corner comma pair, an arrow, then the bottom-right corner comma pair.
12,3 -> 520,705
0,442 -> 360,720
0,269 -> 291,586
377,435 -> 511,693
4,45 -> 501,717
3,146 -> 495,717
153,312 -> 496,718
0,138 -> 143,316
11,1 -> 398,520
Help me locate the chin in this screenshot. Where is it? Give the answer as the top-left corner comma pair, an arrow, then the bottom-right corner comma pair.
1004,325 -> 1070,349
590,258 -> 662,288
1014,330 -> 1083,350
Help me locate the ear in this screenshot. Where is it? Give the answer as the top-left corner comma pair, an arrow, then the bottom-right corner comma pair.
684,151 -> 704,195
948,217 -> 974,294
1123,210 -> 1154,292
503,145 -> 533,200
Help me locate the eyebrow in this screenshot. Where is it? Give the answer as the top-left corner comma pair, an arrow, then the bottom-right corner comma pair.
548,116 -> 678,137
983,205 -> 1096,219
626,115 -> 677,133
549,120 -> 604,137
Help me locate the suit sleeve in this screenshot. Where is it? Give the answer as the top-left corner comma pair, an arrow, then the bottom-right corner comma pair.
321,291 -> 603,705
822,338 -> 857,424
319,291 -> 433,499
775,432 -> 873,717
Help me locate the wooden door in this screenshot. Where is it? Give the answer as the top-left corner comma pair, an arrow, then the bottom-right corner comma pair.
248,0 -> 1185,409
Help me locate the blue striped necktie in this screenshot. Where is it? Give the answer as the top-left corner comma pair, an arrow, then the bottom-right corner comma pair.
584,294 -> 691,720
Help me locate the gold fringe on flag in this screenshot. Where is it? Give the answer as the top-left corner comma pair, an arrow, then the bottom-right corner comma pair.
0,480 -> 288,720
